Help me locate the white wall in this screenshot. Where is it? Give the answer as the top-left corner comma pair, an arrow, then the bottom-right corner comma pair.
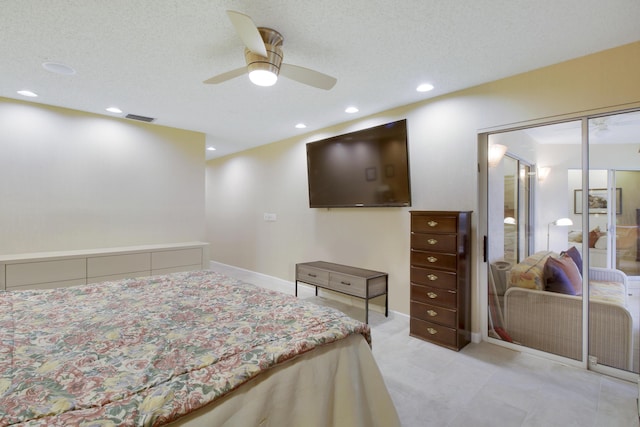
0,98 -> 206,254
206,42 -> 640,332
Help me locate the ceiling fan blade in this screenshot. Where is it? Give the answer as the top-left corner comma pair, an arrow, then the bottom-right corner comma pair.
203,67 -> 247,84
280,63 -> 337,90
226,10 -> 268,58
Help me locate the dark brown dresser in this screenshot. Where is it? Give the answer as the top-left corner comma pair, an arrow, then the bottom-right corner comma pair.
409,211 -> 472,351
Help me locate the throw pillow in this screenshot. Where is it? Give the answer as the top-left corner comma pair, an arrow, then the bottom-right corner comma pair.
594,235 -> 608,250
588,226 -> 601,248
544,255 -> 583,296
561,246 -> 583,276
568,230 -> 582,243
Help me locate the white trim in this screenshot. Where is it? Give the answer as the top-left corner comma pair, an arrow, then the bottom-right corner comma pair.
471,332 -> 482,344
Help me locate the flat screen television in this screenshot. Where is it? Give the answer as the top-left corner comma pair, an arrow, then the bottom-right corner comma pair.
306,119 -> 411,208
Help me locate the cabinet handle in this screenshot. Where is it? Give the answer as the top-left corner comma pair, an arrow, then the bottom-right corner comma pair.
427,328 -> 438,335
308,273 -> 317,277
427,274 -> 438,281
426,310 -> 437,317
340,281 -> 351,286
427,238 -> 438,245
427,256 -> 438,263
427,221 -> 438,227
427,292 -> 438,299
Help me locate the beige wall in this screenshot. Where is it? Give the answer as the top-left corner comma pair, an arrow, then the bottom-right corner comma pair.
206,42 -> 640,333
0,98 -> 206,254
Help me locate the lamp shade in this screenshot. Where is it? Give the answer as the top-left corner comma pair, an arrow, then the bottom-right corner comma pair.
553,218 -> 573,227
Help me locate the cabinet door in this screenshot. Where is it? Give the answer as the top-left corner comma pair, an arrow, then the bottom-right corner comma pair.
88,253 -> 151,278
6,259 -> 85,288
152,248 -> 202,270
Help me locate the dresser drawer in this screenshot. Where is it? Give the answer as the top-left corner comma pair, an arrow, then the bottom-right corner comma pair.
410,317 -> 458,348
411,301 -> 456,328
411,233 -> 457,253
411,215 -> 458,233
296,265 -> 329,286
411,284 -> 457,308
410,266 -> 457,290
411,250 -> 457,271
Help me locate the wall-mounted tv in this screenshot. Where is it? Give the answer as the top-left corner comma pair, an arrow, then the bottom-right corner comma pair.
306,119 -> 411,208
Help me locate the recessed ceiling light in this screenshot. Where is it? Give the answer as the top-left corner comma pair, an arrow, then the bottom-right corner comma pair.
416,83 -> 434,92
295,123 -> 307,129
42,62 -> 76,75
17,90 -> 38,97
206,147 -> 216,151
345,106 -> 359,114
106,107 -> 123,114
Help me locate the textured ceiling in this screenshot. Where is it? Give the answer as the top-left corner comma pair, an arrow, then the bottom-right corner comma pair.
1,0 -> 639,159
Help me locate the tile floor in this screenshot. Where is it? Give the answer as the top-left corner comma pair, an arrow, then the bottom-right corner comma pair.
211,262 -> 640,427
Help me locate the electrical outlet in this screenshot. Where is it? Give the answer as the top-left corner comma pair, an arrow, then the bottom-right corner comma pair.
263,213 -> 277,221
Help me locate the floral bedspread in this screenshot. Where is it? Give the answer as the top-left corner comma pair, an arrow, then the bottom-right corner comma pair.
0,270 -> 370,426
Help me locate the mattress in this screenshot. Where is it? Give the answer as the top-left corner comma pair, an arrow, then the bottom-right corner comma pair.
0,270 -> 399,426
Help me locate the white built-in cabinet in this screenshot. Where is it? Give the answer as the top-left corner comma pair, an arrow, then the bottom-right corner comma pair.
0,242 -> 209,291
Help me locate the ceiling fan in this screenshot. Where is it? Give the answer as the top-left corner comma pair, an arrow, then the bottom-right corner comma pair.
203,10 -> 337,90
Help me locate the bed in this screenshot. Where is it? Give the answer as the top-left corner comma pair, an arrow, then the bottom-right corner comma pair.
0,270 -> 400,426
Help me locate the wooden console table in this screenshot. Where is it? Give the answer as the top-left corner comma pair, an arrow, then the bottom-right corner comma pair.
295,261 -> 388,323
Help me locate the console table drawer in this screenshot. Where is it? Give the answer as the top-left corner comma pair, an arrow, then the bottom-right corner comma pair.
410,266 -> 457,290
410,301 -> 456,328
296,265 -> 329,286
410,318 -> 457,348
410,233 -> 457,252
327,272 -> 366,297
411,250 -> 457,271
411,284 -> 457,308
411,215 -> 458,233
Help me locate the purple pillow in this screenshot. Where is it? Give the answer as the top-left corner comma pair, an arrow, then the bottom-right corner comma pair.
561,246 -> 583,276
544,255 -> 583,296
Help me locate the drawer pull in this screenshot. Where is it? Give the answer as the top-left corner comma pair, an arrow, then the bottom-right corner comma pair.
427,238 -> 438,245
427,292 -> 438,299
426,310 -> 437,317
340,281 -> 351,286
427,274 -> 438,281
427,256 -> 438,263
427,221 -> 438,227
427,327 -> 438,335
307,273 -> 317,278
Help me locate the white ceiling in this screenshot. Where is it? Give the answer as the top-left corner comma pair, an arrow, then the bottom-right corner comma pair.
2,0 -> 639,159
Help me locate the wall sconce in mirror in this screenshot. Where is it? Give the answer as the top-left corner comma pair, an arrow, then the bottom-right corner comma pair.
504,217 -> 516,225
547,217 -> 573,250
537,166 -> 551,182
488,144 -> 507,168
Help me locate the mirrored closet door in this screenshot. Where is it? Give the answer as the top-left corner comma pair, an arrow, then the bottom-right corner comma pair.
485,110 -> 640,378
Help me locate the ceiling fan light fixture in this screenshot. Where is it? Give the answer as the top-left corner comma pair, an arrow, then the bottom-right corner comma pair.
249,69 -> 278,86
